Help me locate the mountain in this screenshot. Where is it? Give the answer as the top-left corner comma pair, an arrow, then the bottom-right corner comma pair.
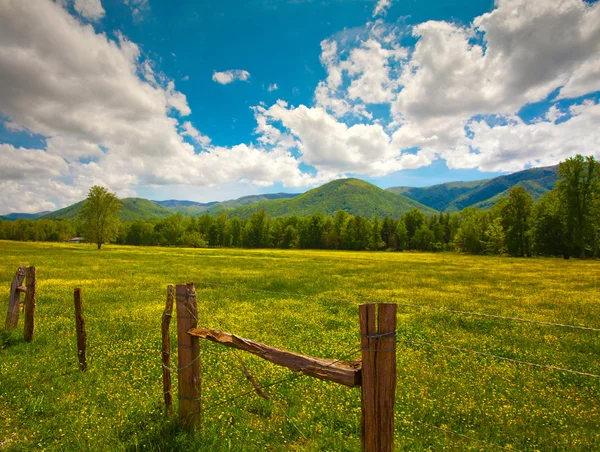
0,211 -> 51,221
41,198 -> 173,221
386,165 -> 558,212
155,193 -> 300,215
227,178 -> 437,219
33,193 -> 302,221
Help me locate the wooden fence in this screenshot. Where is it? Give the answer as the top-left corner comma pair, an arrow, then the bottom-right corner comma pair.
162,282 -> 397,452
5,266 -> 36,342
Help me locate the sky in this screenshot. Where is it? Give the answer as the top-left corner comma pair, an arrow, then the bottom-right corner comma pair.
0,0 -> 599,214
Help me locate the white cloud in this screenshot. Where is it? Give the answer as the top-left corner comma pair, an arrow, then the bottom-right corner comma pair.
268,83 -> 279,92
2,0 -> 600,214
73,0 -> 105,21
181,121 -> 211,147
449,100 -> 600,172
373,0 -> 391,17
258,102 -> 433,176
0,0 -> 324,214
391,0 -> 600,150
212,69 -> 251,85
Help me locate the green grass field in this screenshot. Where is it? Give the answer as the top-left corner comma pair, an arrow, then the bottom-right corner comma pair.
1,241 -> 599,451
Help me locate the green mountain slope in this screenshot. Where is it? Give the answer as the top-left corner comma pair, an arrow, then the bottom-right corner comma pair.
0,211 -> 51,220
386,165 -> 558,212
155,193 -> 300,215
228,178 -> 437,219
41,198 -> 174,221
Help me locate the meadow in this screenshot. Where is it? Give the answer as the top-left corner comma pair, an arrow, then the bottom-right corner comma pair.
0,240 -> 599,451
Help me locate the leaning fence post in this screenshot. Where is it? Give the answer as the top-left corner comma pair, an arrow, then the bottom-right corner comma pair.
360,303 -> 377,452
5,266 -> 26,329
74,288 -> 87,371
375,303 -> 397,452
23,266 -> 36,342
176,282 -> 201,428
162,285 -> 174,415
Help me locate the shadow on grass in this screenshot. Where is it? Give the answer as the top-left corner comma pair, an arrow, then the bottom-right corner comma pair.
0,328 -> 23,350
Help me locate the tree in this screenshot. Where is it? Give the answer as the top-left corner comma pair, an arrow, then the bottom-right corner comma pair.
404,209 -> 425,246
79,186 -> 121,249
556,155 -> 600,258
532,190 -> 566,256
484,217 -> 506,255
499,186 -> 533,257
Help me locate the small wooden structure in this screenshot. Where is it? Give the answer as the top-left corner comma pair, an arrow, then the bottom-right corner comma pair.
5,266 -> 37,342
5,266 -> 26,329
74,288 -> 87,371
164,283 -> 397,451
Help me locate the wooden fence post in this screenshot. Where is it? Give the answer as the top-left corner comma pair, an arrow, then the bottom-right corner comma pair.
176,282 -> 201,428
359,302 -> 397,452
360,303 -> 377,452
162,285 -> 174,415
23,266 -> 36,342
5,266 -> 26,329
74,288 -> 87,371
376,303 -> 397,452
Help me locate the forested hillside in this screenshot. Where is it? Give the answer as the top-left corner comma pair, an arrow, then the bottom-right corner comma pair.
387,165 -> 558,211
229,178 -> 437,219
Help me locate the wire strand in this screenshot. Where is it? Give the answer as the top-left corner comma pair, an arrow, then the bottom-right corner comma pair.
398,416 -> 512,451
404,339 -> 600,379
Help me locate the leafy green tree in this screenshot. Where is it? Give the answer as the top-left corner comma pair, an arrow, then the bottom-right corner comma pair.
229,217 -> 243,247
404,209 -> 425,247
281,225 -> 299,249
369,216 -> 385,250
453,208 -> 488,254
484,217 -> 506,255
412,223 -> 434,251
556,155 -> 600,258
499,186 -> 533,257
532,190 -> 566,256
79,185 -> 121,249
395,220 -> 408,251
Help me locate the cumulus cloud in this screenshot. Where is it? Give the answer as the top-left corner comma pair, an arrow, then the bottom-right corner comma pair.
2,0 -> 600,214
257,102 -> 433,176
311,0 -> 600,172
268,83 -> 279,92
452,100 -> 600,172
181,121 -> 211,147
73,0 -> 105,21
0,0 -> 320,214
212,69 -> 251,85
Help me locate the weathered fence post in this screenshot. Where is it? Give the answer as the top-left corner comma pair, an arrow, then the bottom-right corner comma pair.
23,266 -> 36,342
74,288 -> 87,371
5,266 -> 26,329
162,285 -> 174,415
176,282 -> 201,428
376,303 -> 397,452
360,303 -> 377,451
359,302 -> 397,452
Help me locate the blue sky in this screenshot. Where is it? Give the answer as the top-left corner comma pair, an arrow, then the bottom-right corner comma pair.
0,0 -> 599,213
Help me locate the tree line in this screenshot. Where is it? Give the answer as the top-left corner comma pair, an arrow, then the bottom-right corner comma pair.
1,155 -> 598,258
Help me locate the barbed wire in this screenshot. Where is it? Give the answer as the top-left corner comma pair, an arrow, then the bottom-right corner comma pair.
201,281 -> 600,333
398,416 -> 513,451
201,344 -> 364,411
404,339 -> 600,379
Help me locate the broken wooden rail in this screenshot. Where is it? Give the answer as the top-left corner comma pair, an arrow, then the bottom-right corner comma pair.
187,327 -> 362,387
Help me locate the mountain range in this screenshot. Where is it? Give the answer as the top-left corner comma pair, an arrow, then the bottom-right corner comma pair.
0,165 -> 558,221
